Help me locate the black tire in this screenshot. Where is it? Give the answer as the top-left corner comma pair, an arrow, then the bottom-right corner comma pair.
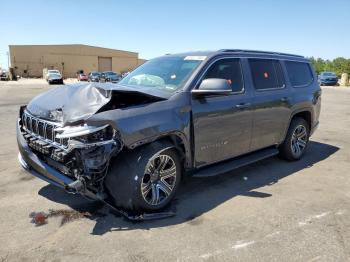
105,141 -> 182,212
279,117 -> 310,161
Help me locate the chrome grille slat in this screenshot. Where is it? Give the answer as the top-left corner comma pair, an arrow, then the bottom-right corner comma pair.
43,122 -> 47,139
26,115 -> 32,131
38,121 -> 45,137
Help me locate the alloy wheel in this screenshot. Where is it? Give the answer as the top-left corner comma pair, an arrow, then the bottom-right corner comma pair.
291,124 -> 308,158
141,154 -> 177,206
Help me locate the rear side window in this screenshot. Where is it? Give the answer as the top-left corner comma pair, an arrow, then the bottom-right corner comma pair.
249,59 -> 285,90
203,58 -> 244,92
285,61 -> 313,87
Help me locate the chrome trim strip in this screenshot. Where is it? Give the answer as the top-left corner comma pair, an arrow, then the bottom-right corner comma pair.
55,124 -> 109,139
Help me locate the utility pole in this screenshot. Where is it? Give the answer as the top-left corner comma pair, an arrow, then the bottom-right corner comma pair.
6,51 -> 9,69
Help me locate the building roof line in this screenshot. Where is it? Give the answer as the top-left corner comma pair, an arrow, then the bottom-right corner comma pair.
9,44 -> 139,55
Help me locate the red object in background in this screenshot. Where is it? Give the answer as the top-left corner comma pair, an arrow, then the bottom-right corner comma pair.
78,74 -> 88,81
264,72 -> 269,78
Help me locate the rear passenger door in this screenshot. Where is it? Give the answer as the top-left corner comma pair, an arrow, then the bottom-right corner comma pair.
247,59 -> 292,151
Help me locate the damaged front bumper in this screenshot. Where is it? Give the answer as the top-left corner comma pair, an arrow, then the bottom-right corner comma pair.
17,119 -> 100,200
17,126 -> 175,221
17,110 -> 176,221
16,105 -> 123,199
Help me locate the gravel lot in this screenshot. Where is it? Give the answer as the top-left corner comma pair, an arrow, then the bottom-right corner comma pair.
0,79 -> 349,262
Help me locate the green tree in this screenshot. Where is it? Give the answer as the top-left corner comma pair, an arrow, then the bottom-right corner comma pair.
309,57 -> 350,77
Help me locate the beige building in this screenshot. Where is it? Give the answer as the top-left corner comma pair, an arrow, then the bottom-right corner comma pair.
9,44 -> 147,78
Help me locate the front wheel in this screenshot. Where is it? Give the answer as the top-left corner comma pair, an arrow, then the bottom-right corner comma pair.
105,142 -> 182,212
279,117 -> 310,161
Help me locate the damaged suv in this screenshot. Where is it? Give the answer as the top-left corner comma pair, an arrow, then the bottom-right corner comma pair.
17,50 -> 321,214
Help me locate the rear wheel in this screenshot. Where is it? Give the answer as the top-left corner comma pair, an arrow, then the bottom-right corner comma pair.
105,142 -> 182,212
279,117 -> 310,161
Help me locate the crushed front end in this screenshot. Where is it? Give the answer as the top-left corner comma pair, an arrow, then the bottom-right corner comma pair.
17,106 -> 123,198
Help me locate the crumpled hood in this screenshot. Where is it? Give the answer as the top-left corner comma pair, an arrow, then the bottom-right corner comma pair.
26,82 -> 168,126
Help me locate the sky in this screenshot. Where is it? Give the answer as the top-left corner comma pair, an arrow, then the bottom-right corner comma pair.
0,0 -> 349,68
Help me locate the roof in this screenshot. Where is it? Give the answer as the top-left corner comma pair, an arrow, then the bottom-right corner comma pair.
9,44 -> 138,56
218,49 -> 304,58
163,49 -> 307,61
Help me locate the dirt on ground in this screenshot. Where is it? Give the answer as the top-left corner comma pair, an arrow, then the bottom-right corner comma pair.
0,79 -> 349,262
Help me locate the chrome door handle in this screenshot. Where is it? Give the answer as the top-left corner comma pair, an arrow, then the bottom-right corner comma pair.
235,103 -> 251,109
280,97 -> 289,102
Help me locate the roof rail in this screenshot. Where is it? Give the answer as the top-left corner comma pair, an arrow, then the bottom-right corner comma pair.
218,49 -> 304,58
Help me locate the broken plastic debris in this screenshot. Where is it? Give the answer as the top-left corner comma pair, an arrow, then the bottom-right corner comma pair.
29,209 -> 91,227
29,212 -> 48,226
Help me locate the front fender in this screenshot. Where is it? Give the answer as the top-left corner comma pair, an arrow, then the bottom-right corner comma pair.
86,92 -> 193,167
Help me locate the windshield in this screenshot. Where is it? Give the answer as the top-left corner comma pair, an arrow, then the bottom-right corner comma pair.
119,56 -> 204,93
91,72 -> 100,76
322,72 -> 336,76
49,73 -> 61,77
105,72 -> 117,76
48,70 -> 60,74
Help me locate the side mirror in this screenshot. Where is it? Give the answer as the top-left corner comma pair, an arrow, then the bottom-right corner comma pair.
192,78 -> 232,97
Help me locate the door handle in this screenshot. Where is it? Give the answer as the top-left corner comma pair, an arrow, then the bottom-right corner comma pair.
235,103 -> 251,109
280,97 -> 290,102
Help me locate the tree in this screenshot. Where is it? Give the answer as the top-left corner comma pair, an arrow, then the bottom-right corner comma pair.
309,57 -> 350,76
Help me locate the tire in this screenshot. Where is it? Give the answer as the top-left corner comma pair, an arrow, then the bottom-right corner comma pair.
279,117 -> 310,161
105,141 -> 182,212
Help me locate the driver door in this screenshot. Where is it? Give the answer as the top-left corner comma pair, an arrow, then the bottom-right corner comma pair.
191,58 -> 253,167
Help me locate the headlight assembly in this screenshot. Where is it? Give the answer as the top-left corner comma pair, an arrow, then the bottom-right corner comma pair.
55,124 -> 114,142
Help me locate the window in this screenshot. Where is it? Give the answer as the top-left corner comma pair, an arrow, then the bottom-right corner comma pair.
119,56 -> 203,94
203,58 -> 244,92
285,61 -> 313,87
249,59 -> 285,90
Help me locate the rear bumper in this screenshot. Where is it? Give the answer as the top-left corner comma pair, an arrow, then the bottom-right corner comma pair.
16,119 -> 98,199
48,79 -> 63,84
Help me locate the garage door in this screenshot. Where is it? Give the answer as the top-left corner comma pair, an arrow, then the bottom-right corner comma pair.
98,57 -> 112,72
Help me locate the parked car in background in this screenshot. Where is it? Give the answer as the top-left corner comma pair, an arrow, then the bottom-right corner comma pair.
47,73 -> 63,85
45,70 -> 61,81
17,50 -> 321,214
100,71 -> 121,83
121,71 -> 130,78
88,71 -> 101,82
318,72 -> 338,86
0,69 -> 10,81
77,73 -> 88,81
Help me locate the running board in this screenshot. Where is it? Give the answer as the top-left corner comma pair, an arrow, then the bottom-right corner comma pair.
193,147 -> 279,177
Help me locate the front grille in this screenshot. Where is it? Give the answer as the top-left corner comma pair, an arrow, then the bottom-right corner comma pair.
21,111 -> 68,148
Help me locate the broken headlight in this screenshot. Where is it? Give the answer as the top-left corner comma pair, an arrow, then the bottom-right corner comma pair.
75,126 -> 114,143
55,124 -> 115,143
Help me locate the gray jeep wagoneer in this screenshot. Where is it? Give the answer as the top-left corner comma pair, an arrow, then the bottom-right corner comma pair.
17,49 -> 321,213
